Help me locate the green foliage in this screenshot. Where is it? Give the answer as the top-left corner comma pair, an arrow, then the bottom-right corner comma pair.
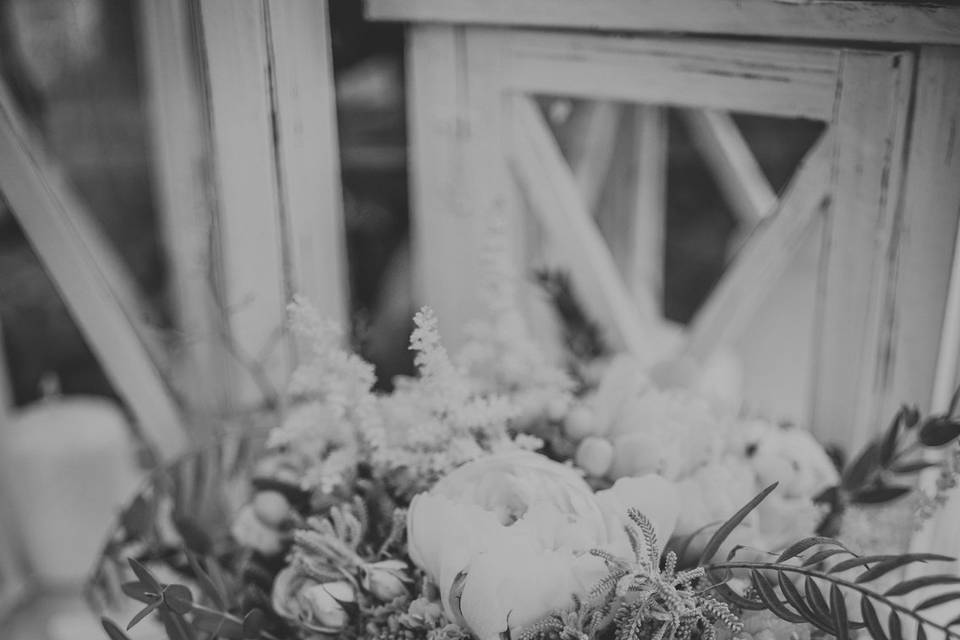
702,485 -> 960,640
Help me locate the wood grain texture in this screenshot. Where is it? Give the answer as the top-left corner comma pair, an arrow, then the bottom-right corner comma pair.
905,47 -> 960,576
811,50 -> 914,453
499,30 -> 840,121
139,0 -> 231,417
366,0 -> 960,45
686,133 -> 831,360
265,0 -> 349,349
198,0 -> 290,405
405,25 -> 479,347
0,80 -> 187,461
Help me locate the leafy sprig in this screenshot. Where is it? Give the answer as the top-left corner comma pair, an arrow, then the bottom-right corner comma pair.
702,484 -> 960,640
101,556 -> 275,640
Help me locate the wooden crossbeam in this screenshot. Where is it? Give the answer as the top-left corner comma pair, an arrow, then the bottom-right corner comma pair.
0,81 -> 188,462
511,94 -> 672,364
366,0 -> 960,46
487,30 -> 840,120
685,132 -> 832,360
682,109 -> 778,228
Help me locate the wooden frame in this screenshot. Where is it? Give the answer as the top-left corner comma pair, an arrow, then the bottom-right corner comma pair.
400,22 -> 934,452
367,0 -> 960,46
139,0 -> 348,414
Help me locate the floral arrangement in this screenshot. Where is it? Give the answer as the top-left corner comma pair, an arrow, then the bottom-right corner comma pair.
91,283 -> 960,640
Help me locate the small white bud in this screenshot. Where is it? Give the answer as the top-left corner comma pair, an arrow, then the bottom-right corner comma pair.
564,404 -> 597,440
575,436 -> 614,478
362,559 -> 409,601
252,490 -> 290,527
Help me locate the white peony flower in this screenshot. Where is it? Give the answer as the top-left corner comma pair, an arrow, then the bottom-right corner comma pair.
406,451 -> 679,640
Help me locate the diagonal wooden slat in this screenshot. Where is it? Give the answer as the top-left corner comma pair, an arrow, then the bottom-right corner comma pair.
682,109 -> 778,228
685,131 -> 832,360
595,105 -> 668,317
511,94 -> 674,364
0,80 -> 188,462
563,102 -> 622,216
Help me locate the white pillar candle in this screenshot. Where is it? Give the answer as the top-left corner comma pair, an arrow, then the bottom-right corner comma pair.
0,395 -> 141,587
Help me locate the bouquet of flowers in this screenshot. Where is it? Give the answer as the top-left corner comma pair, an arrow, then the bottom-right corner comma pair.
90,287 -> 960,640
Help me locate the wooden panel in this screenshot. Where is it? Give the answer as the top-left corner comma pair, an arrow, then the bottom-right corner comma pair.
906,47 -> 960,574
0,81 -> 187,461
366,0 -> 960,46
500,30 -> 840,120
686,133 -> 831,360
811,50 -> 914,453
512,95 -> 671,363
405,25 -> 479,346
266,0 -> 350,350
682,109 -> 777,227
885,47 -> 960,421
139,0 -> 231,417
198,0 -> 290,405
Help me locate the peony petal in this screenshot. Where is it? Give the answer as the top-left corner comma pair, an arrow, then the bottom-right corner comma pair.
459,541 -> 586,640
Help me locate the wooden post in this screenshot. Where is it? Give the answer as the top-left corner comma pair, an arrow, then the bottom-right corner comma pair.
138,0 -> 230,419
812,50 -> 914,452
905,47 -> 960,576
405,25 -> 480,347
189,0 -> 348,407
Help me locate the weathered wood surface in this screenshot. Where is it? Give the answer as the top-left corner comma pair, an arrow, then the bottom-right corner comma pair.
905,47 -> 960,576
139,0 -> 229,417
812,50 -> 914,453
367,0 -> 960,45
405,25 -> 477,344
500,30 -> 839,120
191,0 -> 348,406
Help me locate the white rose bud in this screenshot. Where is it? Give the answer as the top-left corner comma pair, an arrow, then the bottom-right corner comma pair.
575,436 -> 614,478
362,559 -> 409,601
297,581 -> 355,631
